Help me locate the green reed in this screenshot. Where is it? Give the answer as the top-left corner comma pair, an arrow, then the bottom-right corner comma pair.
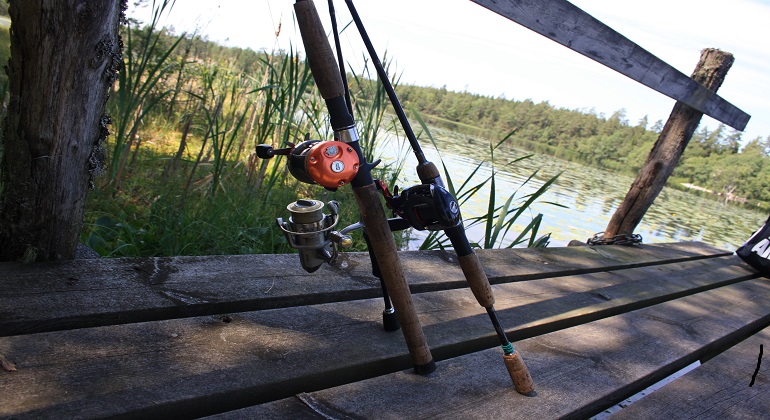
109,0 -> 184,190
411,112 -> 563,250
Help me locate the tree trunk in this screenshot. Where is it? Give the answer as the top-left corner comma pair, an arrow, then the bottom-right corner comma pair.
603,49 -> 735,239
0,0 -> 124,261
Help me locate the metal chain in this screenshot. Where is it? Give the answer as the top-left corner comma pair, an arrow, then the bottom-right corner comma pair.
587,232 -> 643,246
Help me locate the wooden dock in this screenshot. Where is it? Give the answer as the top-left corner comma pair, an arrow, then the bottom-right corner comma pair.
1,242 -> 768,418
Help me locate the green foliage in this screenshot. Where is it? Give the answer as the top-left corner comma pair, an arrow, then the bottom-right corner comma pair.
109,0 -> 185,190
675,127 -> 770,204
185,64 -> 251,197
0,25 -> 9,88
84,174 -> 297,257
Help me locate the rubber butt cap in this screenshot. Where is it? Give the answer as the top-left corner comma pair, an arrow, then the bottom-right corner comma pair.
413,360 -> 436,375
382,310 -> 400,332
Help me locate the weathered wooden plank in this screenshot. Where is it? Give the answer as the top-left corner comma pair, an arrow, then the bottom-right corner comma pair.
0,255 -> 756,418
0,242 -> 731,336
609,327 -> 770,419
216,278 -> 770,419
469,0 -> 750,130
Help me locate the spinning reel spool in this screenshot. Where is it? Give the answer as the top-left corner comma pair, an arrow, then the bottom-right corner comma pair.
276,199 -> 353,273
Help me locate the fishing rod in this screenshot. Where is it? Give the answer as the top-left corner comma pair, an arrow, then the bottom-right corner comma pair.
258,0 -> 436,375
342,0 -> 534,394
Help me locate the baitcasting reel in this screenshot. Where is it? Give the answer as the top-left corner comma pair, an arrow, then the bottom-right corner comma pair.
276,199 -> 353,273
386,182 -> 462,231
257,140 -> 360,189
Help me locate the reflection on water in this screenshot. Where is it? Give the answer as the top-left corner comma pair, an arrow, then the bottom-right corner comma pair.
376,129 -> 767,251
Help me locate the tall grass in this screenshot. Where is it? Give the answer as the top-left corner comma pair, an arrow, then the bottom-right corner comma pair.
83,40 -> 404,257
83,4 -> 559,257
411,112 -> 563,250
83,172 -> 302,257
248,48 -> 316,194
110,0 -> 184,190
184,64 -> 250,197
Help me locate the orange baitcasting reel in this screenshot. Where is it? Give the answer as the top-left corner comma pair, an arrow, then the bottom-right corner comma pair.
256,140 -> 359,189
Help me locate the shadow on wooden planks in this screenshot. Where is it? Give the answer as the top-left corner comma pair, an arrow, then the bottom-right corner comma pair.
0,241 -> 766,419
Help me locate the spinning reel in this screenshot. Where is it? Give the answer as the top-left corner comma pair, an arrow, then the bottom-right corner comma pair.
276,199 -> 353,273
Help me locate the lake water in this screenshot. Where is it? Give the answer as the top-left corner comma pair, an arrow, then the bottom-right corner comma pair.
375,127 -> 768,252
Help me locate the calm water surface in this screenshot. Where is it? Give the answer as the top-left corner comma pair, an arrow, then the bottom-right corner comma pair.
376,128 -> 767,251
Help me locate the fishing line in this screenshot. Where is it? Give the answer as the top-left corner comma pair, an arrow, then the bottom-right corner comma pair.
343,0 -> 428,166
327,0 -> 354,117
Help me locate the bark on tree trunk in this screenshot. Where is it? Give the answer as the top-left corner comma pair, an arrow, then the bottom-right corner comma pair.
603,49 -> 735,240
0,0 -> 125,261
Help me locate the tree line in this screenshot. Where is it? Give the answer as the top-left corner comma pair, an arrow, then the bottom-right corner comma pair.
396,84 -> 770,205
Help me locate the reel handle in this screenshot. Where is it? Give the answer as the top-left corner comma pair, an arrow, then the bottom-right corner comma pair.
256,144 -> 296,160
256,144 -> 276,159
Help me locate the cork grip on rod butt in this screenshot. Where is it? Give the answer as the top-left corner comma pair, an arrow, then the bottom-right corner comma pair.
294,0 -> 345,100
354,183 -> 434,371
504,350 -> 535,395
457,253 -> 495,308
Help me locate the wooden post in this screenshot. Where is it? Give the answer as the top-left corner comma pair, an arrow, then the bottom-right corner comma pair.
604,49 -> 735,239
0,0 -> 124,261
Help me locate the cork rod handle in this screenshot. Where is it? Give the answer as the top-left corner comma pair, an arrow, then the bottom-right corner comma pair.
294,0 -> 345,100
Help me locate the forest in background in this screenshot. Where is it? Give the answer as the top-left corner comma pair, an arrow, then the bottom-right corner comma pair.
396,84 -> 770,205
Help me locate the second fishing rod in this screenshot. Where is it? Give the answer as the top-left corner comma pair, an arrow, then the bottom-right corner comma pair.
341,0 -> 534,394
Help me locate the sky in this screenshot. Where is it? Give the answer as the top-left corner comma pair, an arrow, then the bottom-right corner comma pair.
132,0 -> 770,144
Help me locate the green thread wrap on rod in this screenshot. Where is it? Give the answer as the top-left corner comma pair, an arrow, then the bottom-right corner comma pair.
501,342 -> 514,355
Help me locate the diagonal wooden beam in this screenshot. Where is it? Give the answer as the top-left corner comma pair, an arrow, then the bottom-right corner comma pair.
470,0 -> 750,131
